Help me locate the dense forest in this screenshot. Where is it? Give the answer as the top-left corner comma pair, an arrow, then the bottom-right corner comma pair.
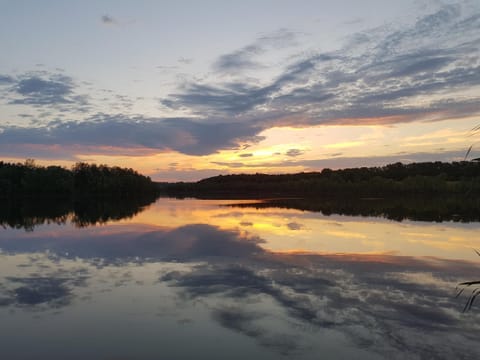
0,160 -> 158,199
161,161 -> 480,198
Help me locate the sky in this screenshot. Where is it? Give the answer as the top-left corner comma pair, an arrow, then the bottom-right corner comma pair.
0,0 -> 479,181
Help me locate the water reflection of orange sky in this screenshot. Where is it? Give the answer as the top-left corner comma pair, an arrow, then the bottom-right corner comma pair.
115,199 -> 480,262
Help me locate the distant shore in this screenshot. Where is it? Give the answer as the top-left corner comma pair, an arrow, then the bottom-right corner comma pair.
2,159 -> 480,200
158,161 -> 480,198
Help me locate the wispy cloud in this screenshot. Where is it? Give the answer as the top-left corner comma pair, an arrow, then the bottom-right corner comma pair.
162,3 -> 480,128
213,28 -> 301,73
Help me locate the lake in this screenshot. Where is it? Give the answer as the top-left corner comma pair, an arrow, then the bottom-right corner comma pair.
1,197 -> 480,359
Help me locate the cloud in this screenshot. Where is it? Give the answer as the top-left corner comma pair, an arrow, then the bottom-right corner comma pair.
162,3 -> 480,128
161,82 -> 277,116
213,28 -> 300,73
101,14 -> 117,25
257,28 -> 300,48
2,3 -> 479,166
285,148 -> 304,157
0,114 -> 263,157
178,57 -> 193,64
210,161 -> 245,168
12,75 -> 74,105
162,52 -> 336,119
2,73 -> 90,113
214,45 -> 263,72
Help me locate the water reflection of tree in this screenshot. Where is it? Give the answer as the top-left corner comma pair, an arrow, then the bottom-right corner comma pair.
71,195 -> 157,227
0,198 -> 72,231
228,196 -> 480,223
0,194 -> 158,231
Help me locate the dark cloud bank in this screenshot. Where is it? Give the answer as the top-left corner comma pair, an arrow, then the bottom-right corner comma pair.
0,115 -> 262,157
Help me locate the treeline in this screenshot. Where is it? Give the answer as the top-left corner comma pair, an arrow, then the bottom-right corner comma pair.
0,160 -> 158,199
161,161 -> 480,198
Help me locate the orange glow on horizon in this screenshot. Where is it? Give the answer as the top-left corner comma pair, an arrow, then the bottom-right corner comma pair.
2,116 -> 478,182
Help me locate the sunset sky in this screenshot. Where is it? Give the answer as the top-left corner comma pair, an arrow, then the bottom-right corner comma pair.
0,0 -> 479,181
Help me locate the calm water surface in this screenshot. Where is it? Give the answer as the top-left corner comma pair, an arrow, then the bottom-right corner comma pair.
1,198 -> 480,359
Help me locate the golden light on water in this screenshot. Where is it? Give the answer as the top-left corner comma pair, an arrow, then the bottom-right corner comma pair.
114,199 -> 480,261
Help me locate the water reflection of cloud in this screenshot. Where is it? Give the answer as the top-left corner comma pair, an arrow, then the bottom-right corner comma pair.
160,251 -> 480,359
8,277 -> 72,307
286,222 -> 303,230
0,224 -> 265,264
0,269 -> 89,309
212,306 -> 304,356
1,222 -> 480,358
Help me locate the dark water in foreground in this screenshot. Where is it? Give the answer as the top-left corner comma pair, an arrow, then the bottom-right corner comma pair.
1,198 -> 480,359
